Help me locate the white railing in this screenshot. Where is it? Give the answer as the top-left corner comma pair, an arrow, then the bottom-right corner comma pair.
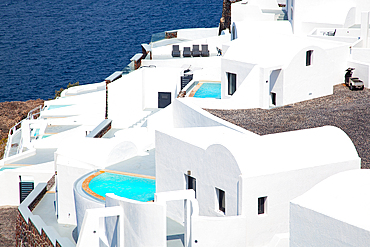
16,137 -> 23,155
3,104 -> 43,159
4,121 -> 22,158
27,104 -> 43,120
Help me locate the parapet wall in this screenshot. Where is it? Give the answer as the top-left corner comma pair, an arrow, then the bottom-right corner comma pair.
16,175 -> 75,247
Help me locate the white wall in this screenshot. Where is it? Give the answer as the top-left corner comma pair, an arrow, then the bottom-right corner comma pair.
290,203 -> 370,246
283,46 -> 333,105
108,69 -> 146,128
223,65 -> 262,109
170,99 -> 253,135
192,215 -> 247,247
105,194 -> 166,247
73,182 -> 104,236
240,160 -> 360,247
231,4 -> 275,23
0,163 -> 54,206
56,162 -> 93,225
155,131 -> 243,223
351,48 -> 370,63
221,57 -> 257,100
142,67 -> 181,109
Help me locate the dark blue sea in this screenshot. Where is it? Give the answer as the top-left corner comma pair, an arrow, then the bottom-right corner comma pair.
0,0 -> 222,102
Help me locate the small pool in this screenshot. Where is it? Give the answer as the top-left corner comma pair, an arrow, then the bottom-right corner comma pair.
0,166 -> 20,171
84,171 -> 155,202
193,83 -> 221,99
46,105 -> 71,110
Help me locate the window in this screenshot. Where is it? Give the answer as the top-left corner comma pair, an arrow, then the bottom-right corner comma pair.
227,73 -> 237,95
271,92 -> 276,106
19,176 -> 34,203
216,188 -> 225,213
258,196 -> 267,215
306,50 -> 313,66
186,175 -> 196,198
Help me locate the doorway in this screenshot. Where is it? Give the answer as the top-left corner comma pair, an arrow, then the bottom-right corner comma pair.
158,92 -> 171,108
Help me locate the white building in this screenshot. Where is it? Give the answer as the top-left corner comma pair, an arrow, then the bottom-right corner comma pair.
2,0 -> 370,246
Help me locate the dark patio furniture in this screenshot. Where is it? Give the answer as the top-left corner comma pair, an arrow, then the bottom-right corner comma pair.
192,45 -> 201,57
172,45 -> 180,57
183,47 -> 192,57
201,44 -> 209,57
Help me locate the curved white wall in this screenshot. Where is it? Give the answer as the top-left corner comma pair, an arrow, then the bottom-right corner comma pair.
105,194 -> 166,247
73,174 -> 104,236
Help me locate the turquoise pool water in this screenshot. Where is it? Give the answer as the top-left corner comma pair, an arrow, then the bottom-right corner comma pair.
193,83 -> 221,99
46,105 -> 71,110
0,166 -> 19,171
89,172 -> 155,202
33,129 -> 40,137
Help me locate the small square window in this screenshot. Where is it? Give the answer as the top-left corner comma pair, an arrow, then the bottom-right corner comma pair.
258,196 -> 267,215
306,50 -> 313,66
216,188 -> 225,213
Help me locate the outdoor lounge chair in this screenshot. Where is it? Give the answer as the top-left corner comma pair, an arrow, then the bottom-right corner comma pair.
183,47 -> 192,57
172,45 -> 181,57
192,45 -> 201,57
201,44 -> 209,57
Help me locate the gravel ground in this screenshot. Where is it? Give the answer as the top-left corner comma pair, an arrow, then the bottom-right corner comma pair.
206,84 -> 370,169
0,206 -> 17,247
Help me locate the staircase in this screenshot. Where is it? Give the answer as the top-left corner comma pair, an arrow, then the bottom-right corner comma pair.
277,10 -> 288,21
128,109 -> 161,129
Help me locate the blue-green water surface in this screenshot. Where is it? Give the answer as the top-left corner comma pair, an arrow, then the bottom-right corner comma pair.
89,172 -> 155,202
193,83 -> 221,99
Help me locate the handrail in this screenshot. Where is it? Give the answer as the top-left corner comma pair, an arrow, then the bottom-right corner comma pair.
16,137 -> 23,155
9,121 -> 22,136
27,104 -> 43,120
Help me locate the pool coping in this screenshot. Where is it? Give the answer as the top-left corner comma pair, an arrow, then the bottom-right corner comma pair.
189,83 -> 203,97
82,169 -> 156,201
188,80 -> 221,98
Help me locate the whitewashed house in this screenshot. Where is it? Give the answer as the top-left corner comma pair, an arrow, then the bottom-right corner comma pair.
155,121 -> 360,246
220,34 -> 349,108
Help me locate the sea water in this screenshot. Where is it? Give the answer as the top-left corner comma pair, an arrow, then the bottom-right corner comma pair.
0,0 -> 222,102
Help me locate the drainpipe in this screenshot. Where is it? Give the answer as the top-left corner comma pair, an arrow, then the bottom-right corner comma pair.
361,12 -> 369,48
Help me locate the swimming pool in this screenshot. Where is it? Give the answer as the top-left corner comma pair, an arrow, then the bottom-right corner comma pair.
0,166 -> 20,171
83,171 -> 155,202
193,83 -> 221,99
46,105 -> 71,110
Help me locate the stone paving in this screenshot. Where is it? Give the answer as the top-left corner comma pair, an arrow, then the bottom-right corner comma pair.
206,84 -> 370,169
